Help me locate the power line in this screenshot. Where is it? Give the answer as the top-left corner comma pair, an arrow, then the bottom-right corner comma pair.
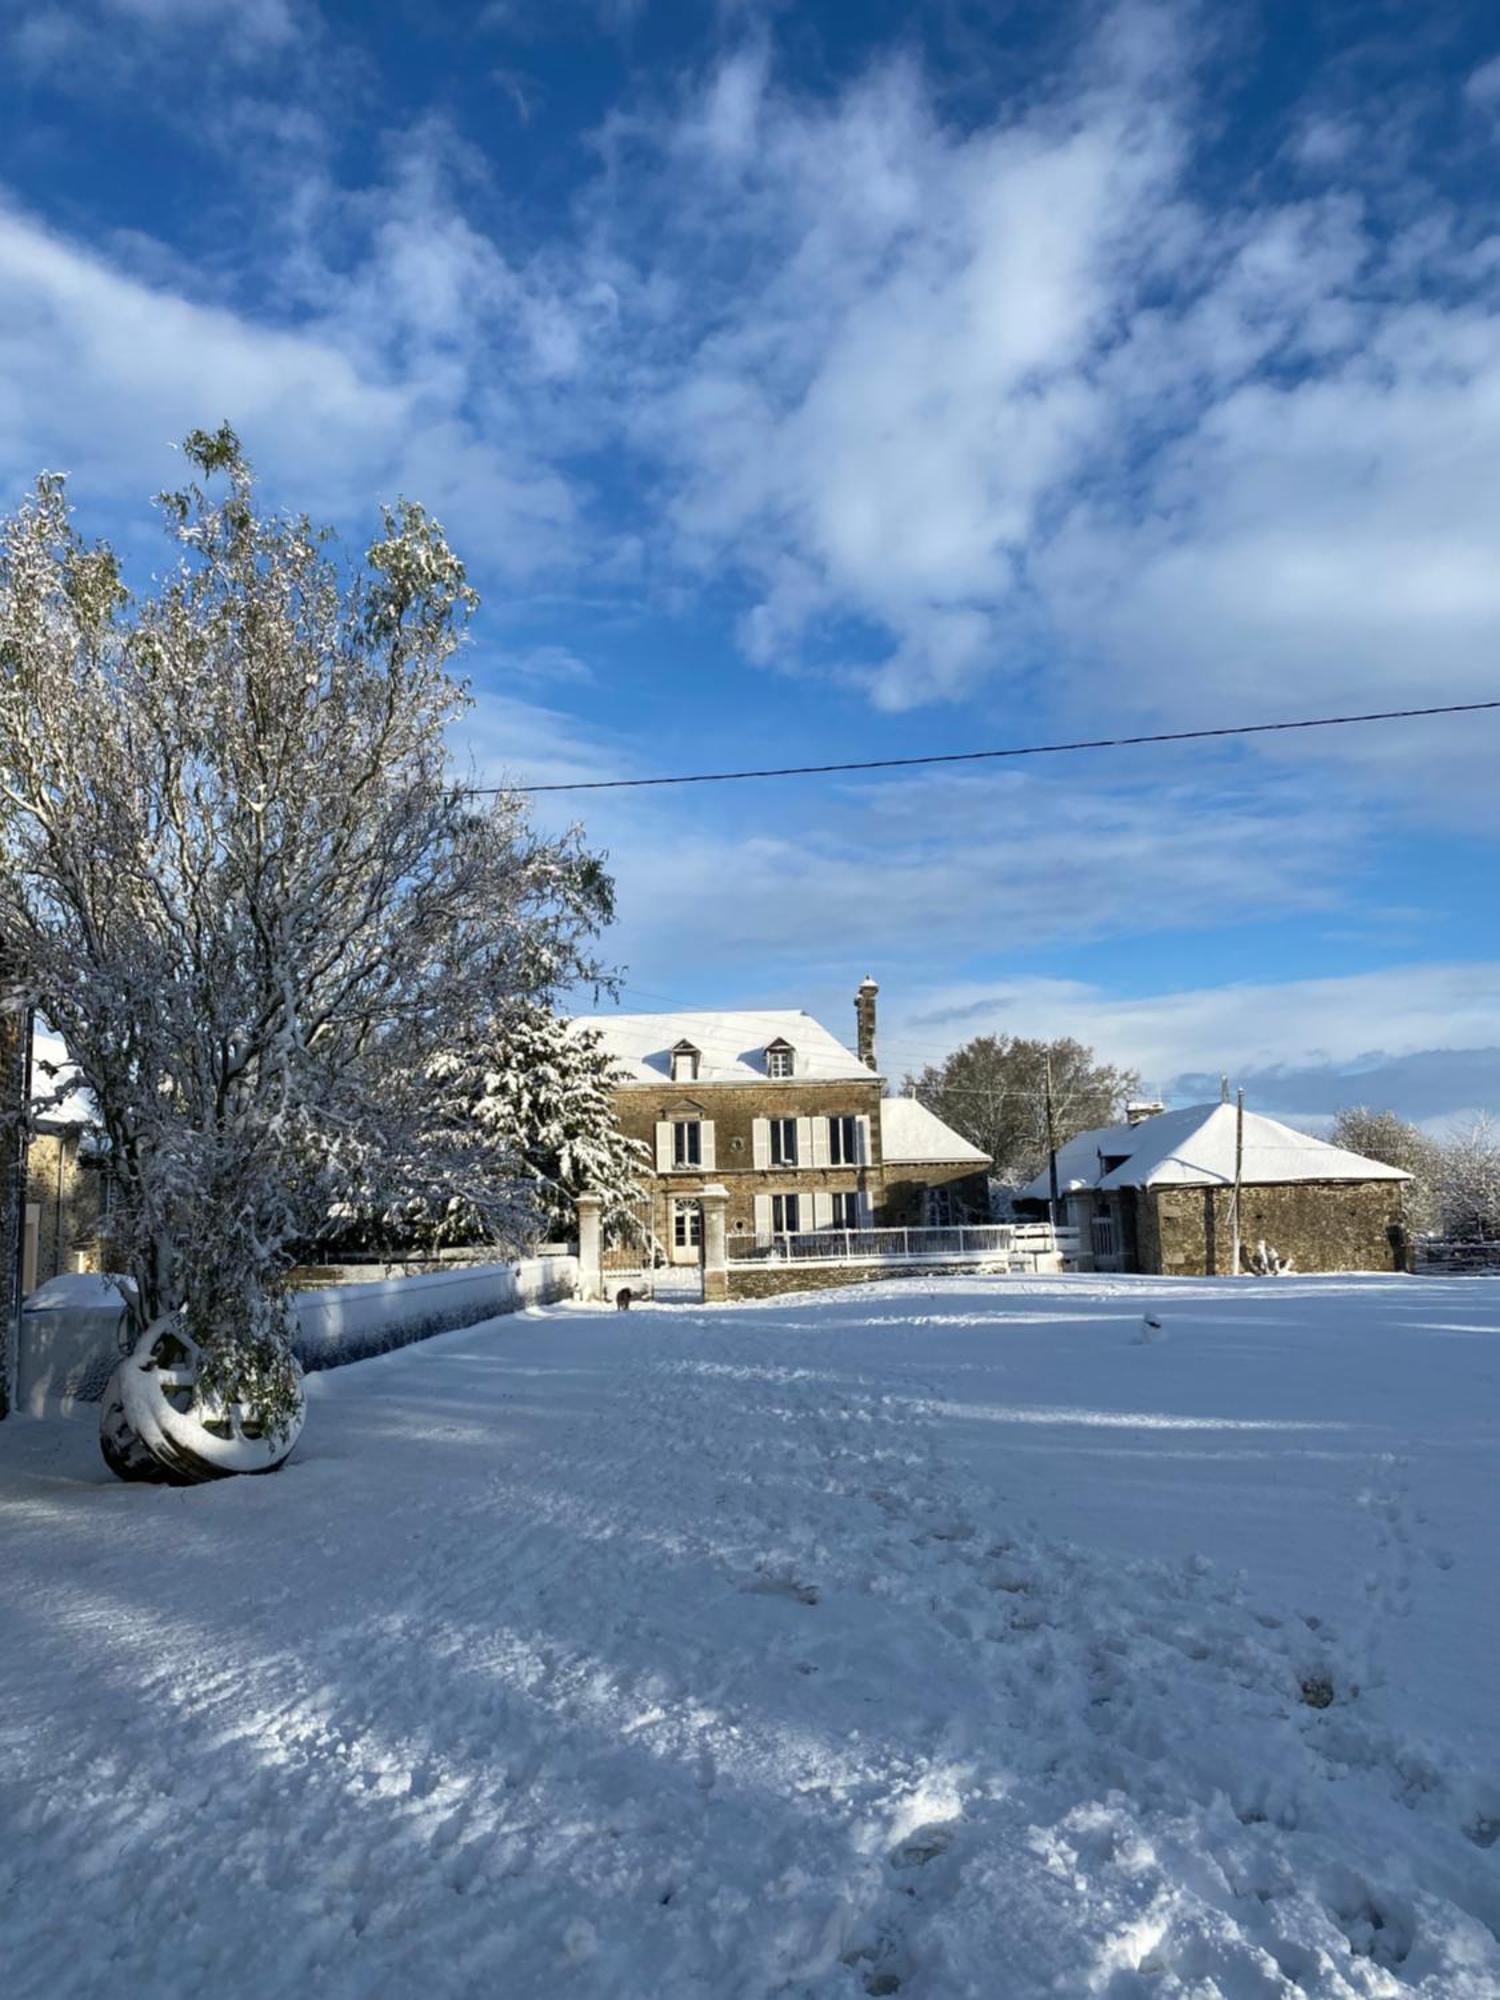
482,698 -> 1500,796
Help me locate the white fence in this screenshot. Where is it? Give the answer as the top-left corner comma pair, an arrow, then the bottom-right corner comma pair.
16,1256 -> 578,1417
726,1223 -> 1077,1270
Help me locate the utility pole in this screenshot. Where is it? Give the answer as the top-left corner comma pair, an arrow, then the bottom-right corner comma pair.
1229,1086 -> 1244,1277
1045,1049 -> 1060,1229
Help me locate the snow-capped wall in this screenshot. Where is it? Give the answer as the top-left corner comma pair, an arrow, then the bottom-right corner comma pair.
294,1258 -> 577,1371
15,1258 -> 578,1416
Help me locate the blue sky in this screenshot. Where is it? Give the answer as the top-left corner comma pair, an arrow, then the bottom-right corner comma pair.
3,0 -> 1500,1121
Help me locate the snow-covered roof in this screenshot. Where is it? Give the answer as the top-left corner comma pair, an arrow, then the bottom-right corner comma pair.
879,1097 -> 990,1167
573,1009 -> 880,1085
1017,1102 -> 1411,1200
31,1027 -> 93,1128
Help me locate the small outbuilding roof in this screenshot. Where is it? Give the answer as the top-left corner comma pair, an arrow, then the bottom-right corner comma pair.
1017,1101 -> 1411,1200
879,1097 -> 990,1167
573,1009 -> 880,1084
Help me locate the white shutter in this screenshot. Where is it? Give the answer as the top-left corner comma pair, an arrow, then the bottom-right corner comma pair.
857,1191 -> 875,1229
812,1118 -> 830,1168
655,1121 -> 672,1171
856,1115 -> 872,1165
700,1121 -> 716,1171
796,1117 -> 814,1169
813,1191 -> 833,1229
752,1117 -> 770,1169
753,1193 -> 772,1236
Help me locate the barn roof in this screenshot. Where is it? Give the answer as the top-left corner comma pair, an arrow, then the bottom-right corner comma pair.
1017,1101 -> 1411,1199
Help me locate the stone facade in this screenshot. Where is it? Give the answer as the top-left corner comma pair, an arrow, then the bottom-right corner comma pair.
882,1160 -> 992,1227
1144,1179 -> 1409,1277
22,1126 -> 110,1295
610,1077 -> 887,1248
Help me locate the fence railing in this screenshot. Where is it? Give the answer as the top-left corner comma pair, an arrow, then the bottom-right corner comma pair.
725,1223 -> 1077,1266
1414,1237 -> 1500,1274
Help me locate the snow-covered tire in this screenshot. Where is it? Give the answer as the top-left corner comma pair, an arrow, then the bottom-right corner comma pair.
99,1376 -> 174,1483
102,1321 -> 306,1485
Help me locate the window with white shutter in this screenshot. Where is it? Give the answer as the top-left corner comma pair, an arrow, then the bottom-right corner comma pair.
654,1121 -> 672,1172
856,1115 -> 872,1165
753,1193 -> 772,1236
672,1120 -> 702,1169
831,1191 -> 860,1228
769,1117 -> 797,1166
752,1118 -> 770,1169
812,1192 -> 834,1229
700,1121 -> 717,1171
828,1115 -> 858,1166
771,1193 -> 800,1233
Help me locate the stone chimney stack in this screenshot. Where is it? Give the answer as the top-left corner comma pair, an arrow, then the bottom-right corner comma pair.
855,975 -> 879,1071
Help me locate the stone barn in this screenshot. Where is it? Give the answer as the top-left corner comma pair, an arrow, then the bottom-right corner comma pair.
1016,1101 -> 1411,1276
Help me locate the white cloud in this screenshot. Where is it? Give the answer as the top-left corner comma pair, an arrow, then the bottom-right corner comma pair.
0,175 -> 581,574
525,755 -> 1364,1001
1464,54 -> 1500,111
586,11 -> 1500,816
889,962 -> 1500,1116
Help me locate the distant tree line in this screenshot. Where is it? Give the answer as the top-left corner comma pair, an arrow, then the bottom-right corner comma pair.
1330,1107 -> 1500,1241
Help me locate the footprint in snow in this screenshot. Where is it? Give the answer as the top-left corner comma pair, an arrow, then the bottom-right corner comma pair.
743,1566 -> 820,1605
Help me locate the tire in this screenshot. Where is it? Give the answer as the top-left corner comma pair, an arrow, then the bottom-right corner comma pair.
101,1321 -> 306,1485
99,1373 -> 174,1483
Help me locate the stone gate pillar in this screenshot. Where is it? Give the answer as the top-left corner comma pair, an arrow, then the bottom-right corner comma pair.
699,1183 -> 729,1303
575,1191 -> 604,1303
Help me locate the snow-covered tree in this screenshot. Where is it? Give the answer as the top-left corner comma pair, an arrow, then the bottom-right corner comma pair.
1329,1106 -> 1439,1232
0,428 -> 612,1465
1435,1115 -> 1500,1241
430,1006 -> 649,1241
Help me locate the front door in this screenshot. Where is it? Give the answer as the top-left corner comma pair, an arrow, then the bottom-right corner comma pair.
671,1198 -> 703,1265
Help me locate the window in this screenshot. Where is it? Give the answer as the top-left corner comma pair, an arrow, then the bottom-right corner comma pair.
828,1115 -> 859,1165
772,1193 -> 801,1234
673,1119 -> 702,1168
671,1044 -> 700,1083
769,1116 -> 798,1166
925,1186 -> 956,1227
673,1200 -> 702,1249
831,1191 -> 860,1228
766,1043 -> 795,1078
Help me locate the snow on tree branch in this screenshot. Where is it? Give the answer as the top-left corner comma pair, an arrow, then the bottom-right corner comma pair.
0,428 -> 614,1445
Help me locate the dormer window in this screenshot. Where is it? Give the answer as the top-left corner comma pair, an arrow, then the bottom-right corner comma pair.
766,1039 -> 795,1079
671,1040 -> 701,1083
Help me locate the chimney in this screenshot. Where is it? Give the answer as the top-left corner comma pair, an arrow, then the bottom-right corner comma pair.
855,975 -> 879,1071
1126,1099 -> 1165,1127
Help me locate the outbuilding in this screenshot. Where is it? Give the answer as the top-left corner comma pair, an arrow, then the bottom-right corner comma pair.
1015,1101 -> 1411,1275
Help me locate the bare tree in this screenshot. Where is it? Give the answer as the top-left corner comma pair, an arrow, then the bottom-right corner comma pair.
905,1034 -> 1140,1191
1435,1114 -> 1500,1242
1329,1106 -> 1439,1232
0,427 -> 611,1473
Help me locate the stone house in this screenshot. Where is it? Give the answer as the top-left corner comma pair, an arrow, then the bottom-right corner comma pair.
19,1027 -> 111,1297
1015,1100 -> 1411,1275
575,978 -> 990,1262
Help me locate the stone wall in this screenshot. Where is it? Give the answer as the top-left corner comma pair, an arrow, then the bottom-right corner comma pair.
24,1128 -> 109,1291
727,1257 -> 1011,1300
881,1163 -> 991,1226
1147,1180 -> 1409,1276
0,1004 -> 24,1418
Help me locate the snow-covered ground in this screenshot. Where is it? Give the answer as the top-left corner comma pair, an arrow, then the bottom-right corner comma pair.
1,1274 -> 1497,1998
